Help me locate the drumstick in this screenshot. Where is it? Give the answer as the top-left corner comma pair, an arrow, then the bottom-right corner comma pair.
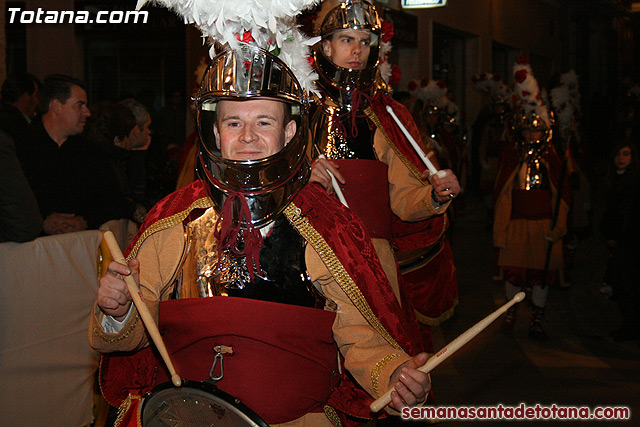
318,154 -> 349,207
103,231 -> 182,387
385,105 -> 447,178
370,292 -> 526,412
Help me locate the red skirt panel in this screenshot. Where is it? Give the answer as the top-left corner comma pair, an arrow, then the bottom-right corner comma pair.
100,297 -> 339,425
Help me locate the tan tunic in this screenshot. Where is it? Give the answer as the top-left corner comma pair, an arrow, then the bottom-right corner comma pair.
370,128 -> 451,303
493,167 -> 569,270
373,129 -> 449,223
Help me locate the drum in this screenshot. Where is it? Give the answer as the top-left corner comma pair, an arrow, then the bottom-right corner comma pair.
142,379 -> 269,427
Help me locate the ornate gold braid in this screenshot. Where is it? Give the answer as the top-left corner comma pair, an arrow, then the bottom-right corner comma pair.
284,203 -> 402,352
127,196 -> 213,259
92,313 -> 140,343
114,394 -> 142,427
415,297 -> 459,326
364,106 -> 427,183
371,352 -> 402,397
324,405 -> 344,427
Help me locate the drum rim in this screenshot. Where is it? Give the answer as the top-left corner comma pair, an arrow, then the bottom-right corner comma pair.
141,379 -> 269,427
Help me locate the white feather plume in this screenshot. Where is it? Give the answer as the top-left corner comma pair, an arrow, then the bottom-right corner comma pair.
513,59 -> 550,127
551,85 -> 573,137
378,41 -> 392,83
471,72 -> 512,104
559,69 -> 581,116
137,0 -> 322,93
419,79 -> 447,106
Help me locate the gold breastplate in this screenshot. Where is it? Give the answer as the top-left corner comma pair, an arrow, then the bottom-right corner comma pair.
172,207 -> 322,308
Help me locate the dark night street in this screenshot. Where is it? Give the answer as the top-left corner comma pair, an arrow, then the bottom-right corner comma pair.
380,187 -> 640,426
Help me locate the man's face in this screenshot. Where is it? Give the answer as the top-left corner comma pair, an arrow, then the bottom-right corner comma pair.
213,99 -> 296,161
322,29 -> 372,70
129,114 -> 152,150
615,146 -> 632,170
55,85 -> 91,136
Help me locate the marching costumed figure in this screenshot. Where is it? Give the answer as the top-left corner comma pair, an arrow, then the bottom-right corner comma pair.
175,57 -> 210,190
471,72 -> 513,226
309,0 -> 460,348
550,69 -> 590,285
494,57 -> 570,340
414,78 -> 466,192
90,1 -> 432,426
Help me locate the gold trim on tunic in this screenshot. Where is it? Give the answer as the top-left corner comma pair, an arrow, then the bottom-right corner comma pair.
92,313 -> 140,343
415,297 -> 459,326
364,106 -> 427,183
114,394 -> 142,427
323,405 -> 344,427
371,353 -> 402,397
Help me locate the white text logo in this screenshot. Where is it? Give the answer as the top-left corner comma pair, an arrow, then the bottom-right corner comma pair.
7,7 -> 148,25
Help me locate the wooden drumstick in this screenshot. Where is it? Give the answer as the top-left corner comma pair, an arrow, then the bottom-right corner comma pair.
370,292 -> 525,413
103,231 -> 182,387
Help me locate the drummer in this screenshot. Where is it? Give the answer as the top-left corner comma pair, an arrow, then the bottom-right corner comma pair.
309,0 -> 461,352
89,41 -> 430,426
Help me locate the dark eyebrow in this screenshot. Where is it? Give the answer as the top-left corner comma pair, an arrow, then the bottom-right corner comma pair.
220,114 -> 278,122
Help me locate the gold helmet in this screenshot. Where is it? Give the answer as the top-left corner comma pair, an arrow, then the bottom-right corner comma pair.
195,44 -> 310,228
511,56 -> 552,155
512,109 -> 553,158
313,0 -> 382,105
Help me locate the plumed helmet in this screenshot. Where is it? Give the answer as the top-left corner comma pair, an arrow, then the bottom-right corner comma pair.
195,44 -> 310,228
511,56 -> 553,153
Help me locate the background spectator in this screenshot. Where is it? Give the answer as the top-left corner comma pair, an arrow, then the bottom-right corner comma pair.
0,72 -> 41,144
0,130 -> 42,242
18,74 -> 135,234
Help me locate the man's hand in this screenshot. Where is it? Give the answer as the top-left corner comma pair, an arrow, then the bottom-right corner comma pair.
43,212 -> 87,234
425,169 -> 461,202
309,158 -> 345,195
97,259 -> 139,321
388,352 -> 431,411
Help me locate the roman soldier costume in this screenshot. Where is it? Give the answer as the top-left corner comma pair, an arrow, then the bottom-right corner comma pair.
310,0 -> 458,343
90,2 -> 426,425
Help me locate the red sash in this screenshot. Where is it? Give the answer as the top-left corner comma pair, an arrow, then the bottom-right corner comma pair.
511,189 -> 552,220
